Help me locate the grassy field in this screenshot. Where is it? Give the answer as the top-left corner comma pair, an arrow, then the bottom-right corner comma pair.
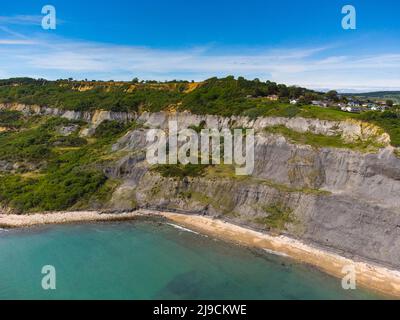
264,125 -> 383,152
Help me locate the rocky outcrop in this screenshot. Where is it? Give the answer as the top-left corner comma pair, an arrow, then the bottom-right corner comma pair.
56,124 -> 79,136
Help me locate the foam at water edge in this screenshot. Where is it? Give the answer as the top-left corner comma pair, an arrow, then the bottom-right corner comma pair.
166,223 -> 204,236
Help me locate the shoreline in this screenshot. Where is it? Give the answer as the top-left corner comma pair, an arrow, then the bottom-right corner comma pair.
1,210 -> 400,298
0,211 -> 145,228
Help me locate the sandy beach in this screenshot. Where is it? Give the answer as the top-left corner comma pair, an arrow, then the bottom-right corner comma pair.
1,209 -> 400,298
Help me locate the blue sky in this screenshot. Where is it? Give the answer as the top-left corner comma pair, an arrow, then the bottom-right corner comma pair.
0,0 -> 400,91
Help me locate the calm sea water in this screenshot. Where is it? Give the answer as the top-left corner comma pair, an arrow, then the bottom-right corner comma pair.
0,221 -> 382,300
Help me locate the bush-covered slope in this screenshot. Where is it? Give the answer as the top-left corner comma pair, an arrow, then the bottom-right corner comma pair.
0,114 -> 134,213
0,76 -> 318,114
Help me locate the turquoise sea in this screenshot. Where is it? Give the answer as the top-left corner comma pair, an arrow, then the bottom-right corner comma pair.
0,220 -> 382,300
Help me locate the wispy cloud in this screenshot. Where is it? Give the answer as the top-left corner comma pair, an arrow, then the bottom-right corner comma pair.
0,39 -> 37,45
0,15 -> 42,26
0,33 -> 399,91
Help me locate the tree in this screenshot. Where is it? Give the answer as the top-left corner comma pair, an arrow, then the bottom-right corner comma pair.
386,99 -> 394,107
325,90 -> 339,101
131,77 -> 139,83
278,84 -> 289,97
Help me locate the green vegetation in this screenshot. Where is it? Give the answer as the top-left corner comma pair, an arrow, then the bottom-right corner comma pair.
255,204 -> 295,230
94,120 -> 130,138
0,110 -> 24,128
0,116 -> 86,163
0,78 -> 183,112
0,76 -> 320,116
51,135 -> 87,147
296,105 -> 359,121
264,125 -> 382,151
0,77 -> 391,137
72,178 -> 121,209
180,76 -> 313,116
0,166 -> 106,212
360,111 -> 400,147
152,164 -> 208,178
242,103 -> 359,121
0,116 -> 135,213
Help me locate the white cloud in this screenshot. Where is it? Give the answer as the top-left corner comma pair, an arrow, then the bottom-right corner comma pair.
0,15 -> 42,26
0,39 -> 37,45
0,34 -> 399,92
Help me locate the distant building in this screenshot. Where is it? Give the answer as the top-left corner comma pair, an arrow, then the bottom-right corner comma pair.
368,105 -> 387,111
311,100 -> 328,107
266,95 -> 279,101
341,106 -> 361,113
347,101 -> 360,107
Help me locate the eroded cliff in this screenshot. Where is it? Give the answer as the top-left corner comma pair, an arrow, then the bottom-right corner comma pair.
1,104 -> 399,269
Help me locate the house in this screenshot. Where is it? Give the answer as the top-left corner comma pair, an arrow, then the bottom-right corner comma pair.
369,105 -> 387,111
311,100 -> 328,107
341,106 -> 361,113
266,95 -> 279,101
347,101 -> 360,107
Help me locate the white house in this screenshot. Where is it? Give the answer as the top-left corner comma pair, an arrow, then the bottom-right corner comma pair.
341,106 -> 361,113
347,102 -> 360,107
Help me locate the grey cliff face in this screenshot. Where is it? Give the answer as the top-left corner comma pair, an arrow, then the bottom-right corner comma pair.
1,103 -> 400,268
106,113 -> 400,269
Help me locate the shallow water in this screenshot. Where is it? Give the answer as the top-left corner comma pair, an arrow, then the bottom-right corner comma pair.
0,221 -> 382,299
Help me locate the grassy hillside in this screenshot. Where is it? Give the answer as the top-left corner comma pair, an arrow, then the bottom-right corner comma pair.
0,76 -> 361,120
345,91 -> 400,104
0,76 -> 319,115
